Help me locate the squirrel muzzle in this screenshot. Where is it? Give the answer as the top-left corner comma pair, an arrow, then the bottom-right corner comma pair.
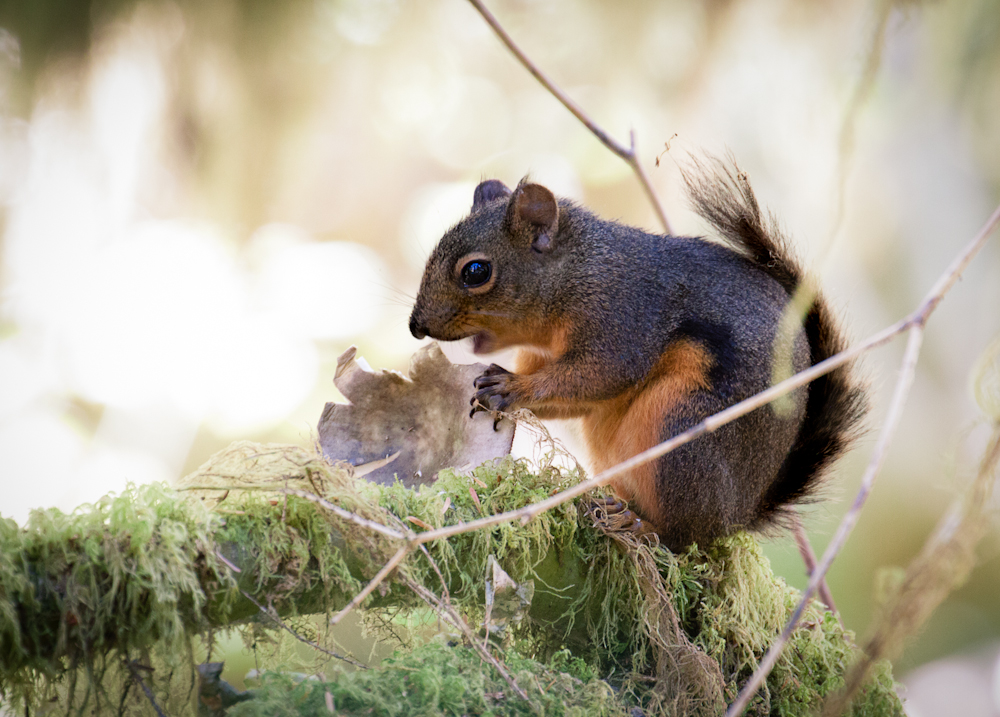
409,315 -> 428,340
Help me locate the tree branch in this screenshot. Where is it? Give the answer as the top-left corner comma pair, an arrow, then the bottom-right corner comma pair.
791,512 -> 839,618
466,0 -> 672,234
725,201 -> 1000,716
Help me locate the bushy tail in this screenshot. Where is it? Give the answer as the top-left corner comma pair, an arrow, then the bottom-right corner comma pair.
681,155 -> 868,520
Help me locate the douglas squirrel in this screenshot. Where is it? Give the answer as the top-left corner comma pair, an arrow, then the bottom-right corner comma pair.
409,158 -> 866,551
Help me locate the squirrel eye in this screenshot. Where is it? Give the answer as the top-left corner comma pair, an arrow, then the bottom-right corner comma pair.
460,260 -> 492,288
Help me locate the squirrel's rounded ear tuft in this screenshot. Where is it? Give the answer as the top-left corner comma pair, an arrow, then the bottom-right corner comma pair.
472,180 -> 511,210
508,183 -> 559,251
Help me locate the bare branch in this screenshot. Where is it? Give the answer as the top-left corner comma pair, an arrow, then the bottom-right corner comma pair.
276,487 -> 405,540
791,512 -> 839,619
329,545 -> 411,626
400,572 -> 529,701
239,589 -> 368,670
717,202 -> 999,711
466,0 -> 672,234
124,660 -> 168,717
822,425 -> 1000,715
726,324 -> 925,716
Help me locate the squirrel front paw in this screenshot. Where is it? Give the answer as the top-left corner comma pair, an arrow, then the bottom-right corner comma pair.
470,364 -> 517,429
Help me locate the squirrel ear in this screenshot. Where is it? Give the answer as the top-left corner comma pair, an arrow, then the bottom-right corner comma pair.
472,180 -> 511,210
508,183 -> 559,252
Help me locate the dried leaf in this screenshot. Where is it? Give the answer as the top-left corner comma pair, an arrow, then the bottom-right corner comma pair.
484,556 -> 534,641
318,343 -> 515,487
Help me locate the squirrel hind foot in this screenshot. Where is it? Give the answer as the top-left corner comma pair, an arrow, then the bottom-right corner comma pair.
585,496 -> 659,540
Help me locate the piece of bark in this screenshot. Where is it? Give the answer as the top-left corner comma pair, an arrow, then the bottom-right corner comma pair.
317,343 -> 515,487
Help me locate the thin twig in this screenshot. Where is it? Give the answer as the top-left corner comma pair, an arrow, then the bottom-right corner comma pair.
402,575 -> 529,701
239,589 -> 368,670
382,508 -> 528,702
822,425 -> 1000,715
417,543 -> 451,603
466,0 -> 672,234
726,325 -> 925,717
277,487 -> 405,540
791,512 -> 839,619
329,545 -> 411,626
124,660 -> 168,717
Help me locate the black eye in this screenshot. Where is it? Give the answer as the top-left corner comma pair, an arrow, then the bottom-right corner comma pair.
460,260 -> 492,288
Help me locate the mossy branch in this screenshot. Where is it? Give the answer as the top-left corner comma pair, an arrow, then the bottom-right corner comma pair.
1,441 -> 903,715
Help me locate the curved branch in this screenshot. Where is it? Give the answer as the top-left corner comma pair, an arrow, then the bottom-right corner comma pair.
725,203 -> 1000,715
466,0 -> 672,234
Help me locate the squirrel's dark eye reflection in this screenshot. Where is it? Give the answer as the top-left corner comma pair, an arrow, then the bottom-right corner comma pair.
461,260 -> 492,288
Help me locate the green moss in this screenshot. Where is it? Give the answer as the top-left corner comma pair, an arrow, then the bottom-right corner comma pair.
229,641 -> 628,717
0,442 -> 905,716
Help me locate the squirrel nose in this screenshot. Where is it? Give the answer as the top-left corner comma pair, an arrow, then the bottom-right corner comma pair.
409,316 -> 427,340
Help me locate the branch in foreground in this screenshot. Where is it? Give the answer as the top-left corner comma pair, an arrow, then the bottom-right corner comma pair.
822,424 -> 1000,715
727,326 -> 924,717
466,0 -> 672,234
791,512 -> 839,618
725,202 -> 1000,715
0,447 -> 903,715
238,588 -> 367,670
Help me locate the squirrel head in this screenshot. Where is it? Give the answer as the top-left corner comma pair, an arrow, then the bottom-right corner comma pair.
409,178 -> 564,354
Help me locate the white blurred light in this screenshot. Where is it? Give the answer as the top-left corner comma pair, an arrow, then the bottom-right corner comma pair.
249,223 -> 389,341
63,221 -> 243,414
328,0 -> 400,46
89,45 -> 164,229
0,117 -> 28,205
202,316 -> 319,434
378,52 -> 461,134
74,444 -> 174,510
399,182 -> 477,271
0,408 -> 85,522
4,110 -> 109,330
0,336 -> 57,422
53,220 -> 324,433
423,76 -> 513,170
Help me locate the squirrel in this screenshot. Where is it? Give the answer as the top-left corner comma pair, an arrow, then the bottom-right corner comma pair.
408,157 -> 866,551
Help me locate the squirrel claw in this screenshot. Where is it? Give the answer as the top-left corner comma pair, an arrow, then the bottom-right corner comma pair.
471,366 -> 516,415
469,398 -> 504,430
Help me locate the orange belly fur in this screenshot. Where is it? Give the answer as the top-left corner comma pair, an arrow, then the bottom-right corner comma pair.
582,339 -> 713,530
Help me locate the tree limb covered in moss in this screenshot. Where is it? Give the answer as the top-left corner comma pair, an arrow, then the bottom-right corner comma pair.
1,442 -> 904,715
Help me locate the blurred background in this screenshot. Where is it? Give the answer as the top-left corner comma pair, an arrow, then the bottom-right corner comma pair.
0,0 -> 998,713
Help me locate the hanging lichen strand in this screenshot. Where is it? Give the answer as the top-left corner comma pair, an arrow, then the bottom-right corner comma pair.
0,442 -> 903,716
